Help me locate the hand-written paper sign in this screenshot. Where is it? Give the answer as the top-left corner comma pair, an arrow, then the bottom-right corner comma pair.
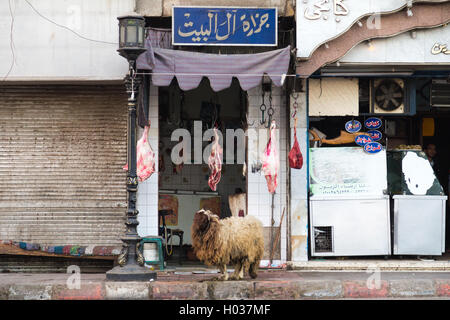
309,147 -> 387,197
312,183 -> 373,196
172,7 -> 277,46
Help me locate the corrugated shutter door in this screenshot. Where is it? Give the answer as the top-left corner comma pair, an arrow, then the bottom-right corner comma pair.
0,85 -> 128,246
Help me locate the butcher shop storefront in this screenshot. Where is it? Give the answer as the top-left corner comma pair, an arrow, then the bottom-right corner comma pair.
134,7 -> 297,268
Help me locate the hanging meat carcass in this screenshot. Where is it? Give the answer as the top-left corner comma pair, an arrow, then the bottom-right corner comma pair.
123,122 -> 156,182
207,128 -> 223,191
262,121 -> 279,194
288,118 -> 303,169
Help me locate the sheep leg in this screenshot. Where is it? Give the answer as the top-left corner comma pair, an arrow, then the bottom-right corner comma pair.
249,260 -> 260,279
230,261 -> 243,280
238,262 -> 245,280
218,264 -> 228,281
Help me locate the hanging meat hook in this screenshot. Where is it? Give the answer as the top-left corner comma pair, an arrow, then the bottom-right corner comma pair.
260,91 -> 267,126
265,91 -> 274,129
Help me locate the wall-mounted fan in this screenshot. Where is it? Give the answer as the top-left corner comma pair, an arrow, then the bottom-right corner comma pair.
372,79 -> 405,114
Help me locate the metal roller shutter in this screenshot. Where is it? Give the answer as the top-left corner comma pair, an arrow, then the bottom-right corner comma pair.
0,85 -> 127,246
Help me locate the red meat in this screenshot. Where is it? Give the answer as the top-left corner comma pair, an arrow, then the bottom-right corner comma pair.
122,122 -> 156,182
208,128 -> 223,191
288,125 -> 303,169
262,121 -> 279,194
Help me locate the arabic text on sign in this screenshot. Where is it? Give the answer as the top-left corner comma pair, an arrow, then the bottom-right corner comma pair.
364,142 -> 382,153
367,130 -> 382,141
173,7 -> 276,45
431,43 -> 450,55
365,117 -> 382,129
355,135 -> 373,146
345,120 -> 361,133
304,0 -> 349,21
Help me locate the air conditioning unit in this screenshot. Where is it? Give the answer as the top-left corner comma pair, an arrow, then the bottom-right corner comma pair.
431,79 -> 450,107
371,78 -> 406,114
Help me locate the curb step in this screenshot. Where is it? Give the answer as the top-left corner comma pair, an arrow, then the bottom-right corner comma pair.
1,278 -> 449,300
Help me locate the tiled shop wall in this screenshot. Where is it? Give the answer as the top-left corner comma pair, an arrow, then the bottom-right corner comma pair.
137,84 -> 159,237
289,87 -> 309,262
246,85 -> 288,263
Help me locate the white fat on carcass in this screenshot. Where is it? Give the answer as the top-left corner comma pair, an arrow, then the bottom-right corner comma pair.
402,152 -> 435,195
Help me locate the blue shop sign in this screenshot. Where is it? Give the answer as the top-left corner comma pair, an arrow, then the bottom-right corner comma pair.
344,120 -> 362,133
364,142 -> 383,154
355,134 -> 373,147
367,130 -> 382,141
364,117 -> 382,130
172,6 -> 277,46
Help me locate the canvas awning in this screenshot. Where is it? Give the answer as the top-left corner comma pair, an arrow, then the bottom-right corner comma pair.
136,39 -> 291,92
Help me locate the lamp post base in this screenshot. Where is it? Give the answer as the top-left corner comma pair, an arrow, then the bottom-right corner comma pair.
106,264 -> 157,282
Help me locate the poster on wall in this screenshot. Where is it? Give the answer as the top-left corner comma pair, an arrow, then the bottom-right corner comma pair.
158,194 -> 179,226
309,147 -> 387,197
200,197 -> 221,217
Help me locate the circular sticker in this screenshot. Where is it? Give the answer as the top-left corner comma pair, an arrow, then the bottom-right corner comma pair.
367,130 -> 382,141
354,134 -> 373,146
364,142 -> 383,154
364,117 -> 382,129
345,120 -> 362,133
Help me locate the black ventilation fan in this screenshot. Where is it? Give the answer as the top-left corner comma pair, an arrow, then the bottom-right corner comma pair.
374,80 -> 404,111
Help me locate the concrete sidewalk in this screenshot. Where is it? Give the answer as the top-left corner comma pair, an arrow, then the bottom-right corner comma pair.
1,270 -> 450,300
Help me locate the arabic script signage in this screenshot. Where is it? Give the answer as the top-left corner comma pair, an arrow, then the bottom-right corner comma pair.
296,0 -> 428,58
431,42 -> 450,55
304,0 -> 349,21
172,6 -> 277,46
344,120 -> 361,133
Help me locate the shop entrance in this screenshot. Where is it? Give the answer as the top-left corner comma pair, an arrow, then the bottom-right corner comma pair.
419,117 -> 450,252
157,77 -> 248,266
422,116 -> 450,197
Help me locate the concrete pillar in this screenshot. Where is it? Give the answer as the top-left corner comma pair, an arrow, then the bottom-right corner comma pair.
289,80 -> 309,261
137,84 -> 159,237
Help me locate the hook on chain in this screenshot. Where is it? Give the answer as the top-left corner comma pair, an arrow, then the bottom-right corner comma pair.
265,90 -> 274,128
291,91 -> 299,119
260,91 -> 267,125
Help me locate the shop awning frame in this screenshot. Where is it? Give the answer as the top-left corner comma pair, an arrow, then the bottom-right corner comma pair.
136,39 -> 291,92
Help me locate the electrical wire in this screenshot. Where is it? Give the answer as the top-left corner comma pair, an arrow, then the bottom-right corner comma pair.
2,0 -> 16,81
23,0 -> 117,45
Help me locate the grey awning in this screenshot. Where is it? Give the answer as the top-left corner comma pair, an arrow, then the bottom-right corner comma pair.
136,38 -> 291,92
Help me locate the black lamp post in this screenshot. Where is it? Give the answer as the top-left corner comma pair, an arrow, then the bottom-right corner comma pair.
106,13 -> 156,281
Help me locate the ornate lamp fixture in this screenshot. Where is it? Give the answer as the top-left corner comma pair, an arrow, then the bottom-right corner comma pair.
106,13 -> 156,281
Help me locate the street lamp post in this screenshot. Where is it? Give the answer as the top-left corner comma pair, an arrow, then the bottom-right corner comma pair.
106,13 -> 156,281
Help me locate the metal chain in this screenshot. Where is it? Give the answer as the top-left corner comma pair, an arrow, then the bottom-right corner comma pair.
260,91 -> 267,125
266,89 -> 274,128
292,91 -> 299,119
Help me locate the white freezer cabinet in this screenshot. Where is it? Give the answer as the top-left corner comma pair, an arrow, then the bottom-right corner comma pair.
393,195 -> 447,256
310,196 -> 391,257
